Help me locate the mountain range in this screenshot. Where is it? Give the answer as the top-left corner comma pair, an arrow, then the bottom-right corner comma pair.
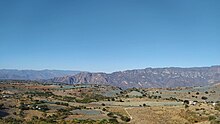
0,69 -> 80,80
50,66 -> 220,88
1,66 -> 220,88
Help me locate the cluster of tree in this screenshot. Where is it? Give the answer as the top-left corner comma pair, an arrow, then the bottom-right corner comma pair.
19,102 -> 49,112
107,112 -> 131,122
0,104 -> 4,109
148,95 -> 161,99
209,115 -> 220,124
55,102 -> 69,106
51,95 -> 76,102
56,108 -> 72,119
72,118 -> 119,124
75,97 -> 95,103
214,102 -> 220,111
25,91 -> 54,97
0,117 -> 23,124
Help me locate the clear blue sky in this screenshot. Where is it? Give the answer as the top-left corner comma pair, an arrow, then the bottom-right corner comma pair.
0,0 -> 219,72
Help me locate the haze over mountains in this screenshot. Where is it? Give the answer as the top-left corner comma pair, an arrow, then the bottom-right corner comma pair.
0,69 -> 80,80
51,66 -> 220,88
1,66 -> 220,88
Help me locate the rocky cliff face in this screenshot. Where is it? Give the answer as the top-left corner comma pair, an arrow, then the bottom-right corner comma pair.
51,66 -> 220,88
52,72 -> 109,84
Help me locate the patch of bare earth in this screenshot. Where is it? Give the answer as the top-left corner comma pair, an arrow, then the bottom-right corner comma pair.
127,106 -> 189,124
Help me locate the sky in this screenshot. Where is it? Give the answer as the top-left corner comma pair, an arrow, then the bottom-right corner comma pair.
0,0 -> 219,72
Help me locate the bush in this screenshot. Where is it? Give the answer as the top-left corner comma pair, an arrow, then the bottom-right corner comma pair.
108,118 -> 119,124
211,118 -> 220,124
102,108 -> 106,111
3,117 -> 23,124
185,104 -> 189,109
121,116 -> 130,122
38,105 -> 49,112
209,115 -> 216,121
62,96 -> 76,102
184,100 -> 189,104
0,104 -> 4,109
19,103 -> 29,110
75,97 -> 95,103
55,102 -> 69,106
107,112 -> 114,117
215,103 -> 220,111
201,96 -> 208,100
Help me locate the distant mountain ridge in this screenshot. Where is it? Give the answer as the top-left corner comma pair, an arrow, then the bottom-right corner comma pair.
50,66 -> 220,88
0,69 -> 80,80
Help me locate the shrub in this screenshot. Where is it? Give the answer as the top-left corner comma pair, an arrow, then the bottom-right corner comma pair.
102,108 -> 106,111
76,97 -> 93,103
3,117 -> 23,124
211,119 -> 220,124
183,100 -> 189,104
0,104 -> 4,109
215,103 -> 220,111
209,115 -> 216,121
38,105 -> 49,112
19,103 -> 29,110
108,118 -> 119,124
55,102 -> 69,106
185,104 -> 189,109
121,116 -> 131,122
119,99 -> 124,102
201,96 -> 208,100
107,112 -> 114,117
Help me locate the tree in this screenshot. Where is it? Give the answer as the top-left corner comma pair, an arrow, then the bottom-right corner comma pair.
0,104 -> 4,109
121,116 -> 131,122
183,100 -> 189,104
108,118 -> 119,123
201,96 -> 208,100
107,112 -> 114,117
102,108 -> 106,111
185,104 -> 189,109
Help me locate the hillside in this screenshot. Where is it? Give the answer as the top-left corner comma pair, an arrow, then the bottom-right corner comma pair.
0,69 -> 80,80
51,66 -> 220,88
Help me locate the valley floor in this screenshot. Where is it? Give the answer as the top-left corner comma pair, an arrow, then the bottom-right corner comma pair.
0,81 -> 220,124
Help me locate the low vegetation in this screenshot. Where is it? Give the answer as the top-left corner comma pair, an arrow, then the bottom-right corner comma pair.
1,80 -> 220,123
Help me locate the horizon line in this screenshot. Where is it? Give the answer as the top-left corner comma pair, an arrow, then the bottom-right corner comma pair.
0,65 -> 219,73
